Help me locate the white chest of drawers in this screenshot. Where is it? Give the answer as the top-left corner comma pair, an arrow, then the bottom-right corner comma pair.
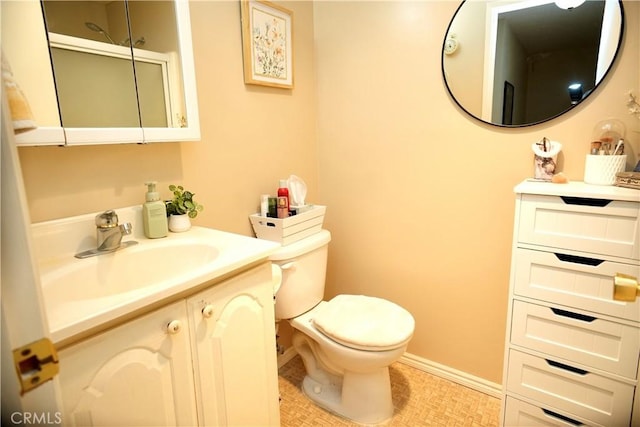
501,181 -> 640,427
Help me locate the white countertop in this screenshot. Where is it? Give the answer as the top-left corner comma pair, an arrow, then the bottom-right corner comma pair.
515,180 -> 640,203
32,207 -> 280,346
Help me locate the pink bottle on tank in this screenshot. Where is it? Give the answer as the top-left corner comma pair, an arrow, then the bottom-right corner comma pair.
277,179 -> 289,219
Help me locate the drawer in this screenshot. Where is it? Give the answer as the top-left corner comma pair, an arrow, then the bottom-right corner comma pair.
504,396 -> 601,427
511,300 -> 640,379
518,194 -> 639,260
506,350 -> 635,427
513,248 -> 640,322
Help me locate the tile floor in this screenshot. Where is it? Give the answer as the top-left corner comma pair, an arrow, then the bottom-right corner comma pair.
278,355 -> 501,426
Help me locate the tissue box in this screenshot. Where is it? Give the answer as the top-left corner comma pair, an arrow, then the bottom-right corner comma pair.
249,205 -> 326,245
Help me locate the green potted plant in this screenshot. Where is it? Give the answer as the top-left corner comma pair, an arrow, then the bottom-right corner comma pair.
166,184 -> 204,232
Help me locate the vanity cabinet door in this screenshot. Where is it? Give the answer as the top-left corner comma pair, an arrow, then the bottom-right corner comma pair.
188,262 -> 280,427
57,300 -> 198,426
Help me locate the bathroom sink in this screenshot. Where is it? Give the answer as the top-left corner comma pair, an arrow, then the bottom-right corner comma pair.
41,239 -> 219,307
32,206 -> 280,344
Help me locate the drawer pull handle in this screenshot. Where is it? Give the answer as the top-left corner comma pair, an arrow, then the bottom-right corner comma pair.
550,308 -> 596,322
542,409 -> 583,426
613,272 -> 640,302
554,253 -> 603,266
546,359 -> 588,375
560,196 -> 612,207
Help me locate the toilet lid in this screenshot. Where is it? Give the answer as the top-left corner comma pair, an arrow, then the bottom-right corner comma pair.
312,294 -> 415,351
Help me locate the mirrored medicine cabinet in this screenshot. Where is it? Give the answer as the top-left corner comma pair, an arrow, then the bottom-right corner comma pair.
442,0 -> 624,127
3,0 -> 199,146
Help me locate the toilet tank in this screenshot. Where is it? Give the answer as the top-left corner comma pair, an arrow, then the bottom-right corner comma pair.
270,229 -> 331,320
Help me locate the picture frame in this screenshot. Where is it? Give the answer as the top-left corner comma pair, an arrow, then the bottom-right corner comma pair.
240,0 -> 293,89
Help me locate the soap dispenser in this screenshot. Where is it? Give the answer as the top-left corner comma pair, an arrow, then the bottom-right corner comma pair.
143,181 -> 168,238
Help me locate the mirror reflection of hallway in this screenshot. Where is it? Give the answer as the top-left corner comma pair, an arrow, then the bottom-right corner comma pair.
442,0 -> 624,127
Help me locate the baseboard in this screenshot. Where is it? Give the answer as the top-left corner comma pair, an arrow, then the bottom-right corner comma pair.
400,352 -> 502,399
277,346 -> 298,369
278,348 -> 502,399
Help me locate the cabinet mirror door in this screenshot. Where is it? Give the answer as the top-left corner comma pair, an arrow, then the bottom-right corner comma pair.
41,0 -> 143,144
2,0 -> 65,145
127,0 -> 200,142
37,0 -> 198,145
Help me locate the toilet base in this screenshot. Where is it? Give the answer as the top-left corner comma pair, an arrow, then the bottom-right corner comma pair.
300,367 -> 394,425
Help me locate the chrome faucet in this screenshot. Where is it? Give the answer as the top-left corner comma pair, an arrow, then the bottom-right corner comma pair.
75,210 -> 137,258
95,210 -> 131,251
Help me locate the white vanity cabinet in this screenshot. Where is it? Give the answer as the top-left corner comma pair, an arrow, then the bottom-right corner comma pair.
57,300 -> 198,426
501,181 -> 640,427
56,262 -> 280,426
187,262 -> 281,426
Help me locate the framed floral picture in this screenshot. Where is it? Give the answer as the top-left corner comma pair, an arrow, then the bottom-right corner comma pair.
240,0 -> 293,89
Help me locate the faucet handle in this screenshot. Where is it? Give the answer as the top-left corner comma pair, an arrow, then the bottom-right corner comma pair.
96,210 -> 118,228
120,222 -> 133,236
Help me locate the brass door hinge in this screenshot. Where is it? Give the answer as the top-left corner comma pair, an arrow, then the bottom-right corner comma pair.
13,338 -> 59,395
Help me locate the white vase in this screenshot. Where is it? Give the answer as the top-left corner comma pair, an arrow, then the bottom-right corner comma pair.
168,214 -> 191,232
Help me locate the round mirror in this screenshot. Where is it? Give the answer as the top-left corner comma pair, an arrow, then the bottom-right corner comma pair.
442,0 -> 625,127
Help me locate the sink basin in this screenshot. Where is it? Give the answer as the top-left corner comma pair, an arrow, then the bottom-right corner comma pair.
32,206 -> 280,345
42,239 -> 219,307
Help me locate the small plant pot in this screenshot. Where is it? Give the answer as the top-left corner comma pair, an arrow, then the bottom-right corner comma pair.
168,214 -> 191,233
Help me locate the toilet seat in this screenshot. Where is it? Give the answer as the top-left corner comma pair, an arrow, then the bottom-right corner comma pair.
312,294 -> 415,351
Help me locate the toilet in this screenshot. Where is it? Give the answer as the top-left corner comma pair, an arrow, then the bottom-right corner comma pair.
271,229 -> 415,425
